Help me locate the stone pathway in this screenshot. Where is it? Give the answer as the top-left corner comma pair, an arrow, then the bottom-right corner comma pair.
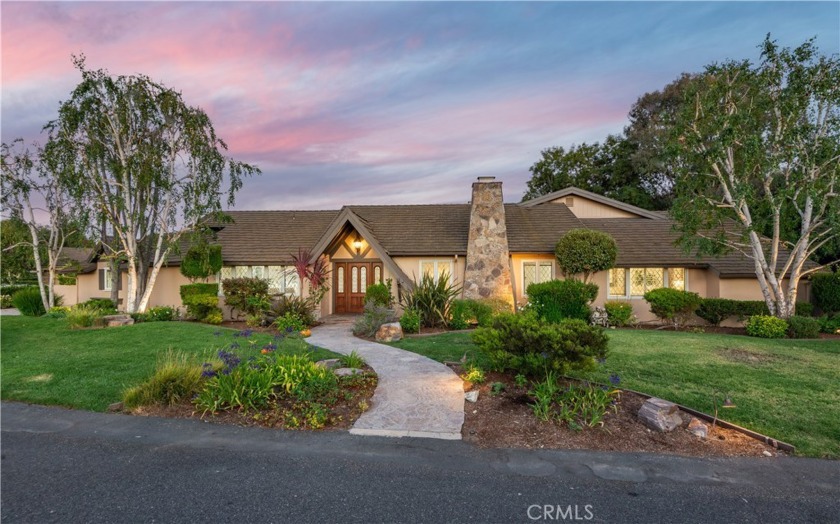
308,319 -> 465,440
0,308 -> 21,316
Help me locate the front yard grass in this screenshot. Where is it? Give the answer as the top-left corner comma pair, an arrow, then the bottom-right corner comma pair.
391,329 -> 840,458
1,316 -> 340,412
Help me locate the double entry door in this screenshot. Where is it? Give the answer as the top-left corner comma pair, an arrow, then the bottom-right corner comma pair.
333,261 -> 383,314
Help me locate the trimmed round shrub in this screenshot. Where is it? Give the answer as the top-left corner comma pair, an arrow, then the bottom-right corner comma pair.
643,288 -> 701,327
812,272 -> 840,314
400,308 -> 421,334
787,315 -> 821,339
604,300 -> 634,327
180,243 -> 222,282
364,283 -> 392,308
11,287 -> 46,316
526,279 -> 598,323
450,299 -> 495,330
222,277 -> 270,317
745,315 -> 788,339
555,229 -> 618,282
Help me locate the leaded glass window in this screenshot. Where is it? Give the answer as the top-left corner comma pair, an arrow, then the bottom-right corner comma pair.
337,267 -> 345,293
668,268 -> 686,291
609,268 -> 626,296
374,266 -> 381,283
523,260 -> 553,294
360,266 -> 367,291
420,260 -> 454,283
351,267 -> 359,293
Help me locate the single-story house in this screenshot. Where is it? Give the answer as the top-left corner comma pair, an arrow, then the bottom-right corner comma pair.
65,177 -> 811,322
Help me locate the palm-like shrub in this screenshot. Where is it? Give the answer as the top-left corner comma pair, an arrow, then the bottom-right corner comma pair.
11,287 -> 47,316
400,272 -> 461,328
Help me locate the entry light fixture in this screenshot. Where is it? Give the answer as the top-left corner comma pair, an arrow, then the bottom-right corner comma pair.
352,236 -> 363,255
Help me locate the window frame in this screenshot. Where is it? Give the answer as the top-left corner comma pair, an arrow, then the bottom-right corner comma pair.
608,267 -> 688,299
103,268 -> 113,291
419,259 -> 454,283
521,259 -> 554,295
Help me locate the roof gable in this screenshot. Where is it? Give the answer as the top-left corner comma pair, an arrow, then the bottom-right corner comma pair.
519,187 -> 663,220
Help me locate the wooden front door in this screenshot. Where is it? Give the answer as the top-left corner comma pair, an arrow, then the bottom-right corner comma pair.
334,261 -> 383,314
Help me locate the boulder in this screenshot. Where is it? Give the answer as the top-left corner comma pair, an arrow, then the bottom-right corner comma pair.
97,314 -> 135,328
375,322 -> 403,342
315,359 -> 342,370
465,391 -> 479,403
107,402 -> 124,412
687,417 -> 708,439
334,367 -> 363,377
638,397 -> 683,432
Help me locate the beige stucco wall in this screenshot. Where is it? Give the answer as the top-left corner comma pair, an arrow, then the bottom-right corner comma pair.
510,253 -> 556,305
75,263 -> 196,311
546,195 -> 638,218
54,284 -> 80,306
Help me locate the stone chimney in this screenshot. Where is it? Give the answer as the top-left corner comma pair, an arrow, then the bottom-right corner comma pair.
463,177 -> 513,302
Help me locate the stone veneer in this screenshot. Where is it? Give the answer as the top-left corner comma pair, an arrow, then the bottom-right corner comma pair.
463,177 -> 513,302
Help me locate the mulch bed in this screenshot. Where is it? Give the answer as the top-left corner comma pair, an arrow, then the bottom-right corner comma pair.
458,369 -> 785,458
130,368 -> 377,431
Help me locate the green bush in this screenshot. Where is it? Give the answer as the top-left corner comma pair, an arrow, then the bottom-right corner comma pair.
478,297 -> 513,317
364,283 -> 392,308
183,294 -> 221,321
145,306 -> 177,322
67,304 -> 103,329
353,301 -> 396,337
399,308 -> 421,334
812,272 -> 840,314
1,294 -> 13,308
745,315 -> 788,339
787,315 -> 821,339
179,243 -> 222,282
449,299 -> 495,330
81,298 -> 117,314
603,301 -> 633,327
46,306 -> 71,318
204,310 -> 223,325
274,312 -> 307,334
400,272 -> 460,328
643,288 -> 701,327
471,311 -> 608,377
554,229 -> 618,282
222,277 -> 270,317
696,298 -> 813,325
123,351 -> 204,408
11,287 -> 46,316
339,351 -> 367,369
526,279 -> 598,323
179,283 -> 220,300
270,295 -> 315,327
818,314 -> 840,334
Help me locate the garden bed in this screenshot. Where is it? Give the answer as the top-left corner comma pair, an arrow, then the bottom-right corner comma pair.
458,369 -> 783,458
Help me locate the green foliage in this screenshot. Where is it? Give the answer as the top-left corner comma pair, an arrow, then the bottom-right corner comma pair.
479,297 -> 514,317
604,301 -> 634,327
179,243 -> 222,282
471,312 -> 608,377
364,283 -> 392,308
696,298 -> 812,325
1,294 -> 13,308
339,351 -> 367,369
56,274 -> 77,285
222,277 -> 270,317
745,315 -> 789,339
643,288 -> 701,327
274,312 -> 307,334
449,299 -> 495,330
787,316 -> 821,339
146,306 -> 177,322
46,306 -> 71,318
554,229 -> 618,282
179,283 -> 220,300
490,382 -> 505,396
270,295 -> 315,327
80,298 -> 117,314
66,304 -> 103,329
203,310 -> 223,325
0,218 -> 36,284
461,365 -> 485,384
526,279 -> 598,323
818,314 -> 840,334
352,301 -> 396,337
400,271 -> 461,328
11,287 -> 46,316
123,351 -> 204,408
812,273 -> 840,314
528,373 -> 619,427
180,283 -> 221,322
399,308 -> 421,334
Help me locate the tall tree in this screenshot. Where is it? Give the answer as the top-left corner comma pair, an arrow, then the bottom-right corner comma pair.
668,36 -> 840,318
1,139 -> 81,308
46,56 -> 260,313
0,218 -> 37,284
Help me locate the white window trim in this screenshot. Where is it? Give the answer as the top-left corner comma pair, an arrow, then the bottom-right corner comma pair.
219,265 -> 300,296
103,268 -> 113,292
608,268 -> 688,299
419,260 -> 454,283
521,260 -> 554,295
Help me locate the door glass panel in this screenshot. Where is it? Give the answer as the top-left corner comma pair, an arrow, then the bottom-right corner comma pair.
374,266 -> 381,283
360,266 -> 367,291
337,267 -> 345,293
351,267 -> 358,293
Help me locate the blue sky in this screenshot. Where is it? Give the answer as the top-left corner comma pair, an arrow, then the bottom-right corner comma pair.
2,1 -> 838,209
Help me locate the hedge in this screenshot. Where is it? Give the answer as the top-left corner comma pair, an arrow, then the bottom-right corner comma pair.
696,298 -> 814,325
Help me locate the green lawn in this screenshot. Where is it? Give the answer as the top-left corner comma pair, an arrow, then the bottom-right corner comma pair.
1,316 -> 340,411
391,329 -> 840,458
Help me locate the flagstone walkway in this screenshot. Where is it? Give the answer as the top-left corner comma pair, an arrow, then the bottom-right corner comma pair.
308,318 -> 465,440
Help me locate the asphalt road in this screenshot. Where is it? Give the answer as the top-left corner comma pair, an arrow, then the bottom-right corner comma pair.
2,402 -> 838,523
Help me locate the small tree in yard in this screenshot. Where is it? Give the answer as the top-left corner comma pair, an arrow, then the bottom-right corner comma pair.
180,238 -> 223,283
46,56 -> 259,313
668,36 -> 840,319
555,229 -> 618,283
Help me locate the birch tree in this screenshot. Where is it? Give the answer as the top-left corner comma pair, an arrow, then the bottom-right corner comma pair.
1,139 -> 79,310
669,36 -> 840,318
46,56 -> 259,313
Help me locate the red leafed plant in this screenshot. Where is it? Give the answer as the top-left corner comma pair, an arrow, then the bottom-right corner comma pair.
291,248 -> 331,305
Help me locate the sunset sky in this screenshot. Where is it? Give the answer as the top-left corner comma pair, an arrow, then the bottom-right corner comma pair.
2,2 -> 838,210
